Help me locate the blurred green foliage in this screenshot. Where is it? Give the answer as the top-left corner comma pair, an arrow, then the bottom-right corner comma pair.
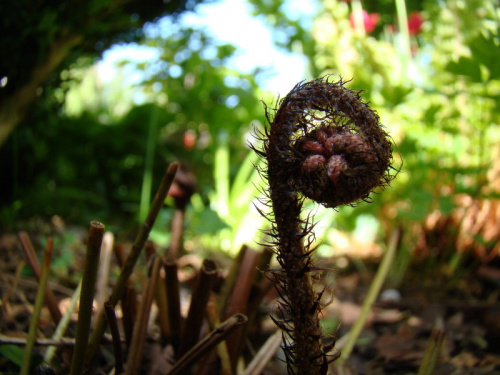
0,15 -> 268,240
252,0 -> 500,230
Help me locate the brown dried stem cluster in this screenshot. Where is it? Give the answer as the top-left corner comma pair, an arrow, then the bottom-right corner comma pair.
253,76 -> 395,374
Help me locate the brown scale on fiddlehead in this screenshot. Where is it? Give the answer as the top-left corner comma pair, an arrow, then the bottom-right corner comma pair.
253,76 -> 396,375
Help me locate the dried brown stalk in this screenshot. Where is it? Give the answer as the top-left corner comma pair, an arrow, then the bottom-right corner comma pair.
155,264 -> 171,340
125,255 -> 162,375
70,221 -> 105,375
95,231 -> 114,318
18,231 -> 62,324
166,314 -> 248,375
223,246 -> 261,365
164,259 -> 182,352
177,259 -> 218,358
84,162 -> 178,367
20,237 -> 53,375
104,302 -> 124,374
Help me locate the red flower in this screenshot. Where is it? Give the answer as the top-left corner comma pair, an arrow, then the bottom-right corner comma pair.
183,130 -> 196,150
408,11 -> 423,35
349,10 -> 380,34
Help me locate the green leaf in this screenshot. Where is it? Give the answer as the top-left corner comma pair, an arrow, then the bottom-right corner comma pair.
469,32 -> 500,80
190,207 -> 229,235
438,195 -> 455,216
0,345 -> 24,367
446,57 -> 482,82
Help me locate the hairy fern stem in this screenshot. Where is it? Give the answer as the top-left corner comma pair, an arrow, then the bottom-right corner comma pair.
253,76 -> 396,375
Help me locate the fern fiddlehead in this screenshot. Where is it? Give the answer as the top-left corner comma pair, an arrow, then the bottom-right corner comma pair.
253,76 -> 395,374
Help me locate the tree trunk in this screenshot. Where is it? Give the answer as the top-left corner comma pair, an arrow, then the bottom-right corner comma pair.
0,34 -> 82,147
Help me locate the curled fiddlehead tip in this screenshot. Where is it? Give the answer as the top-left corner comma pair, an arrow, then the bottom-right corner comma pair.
252,76 -> 397,374
264,76 -> 396,208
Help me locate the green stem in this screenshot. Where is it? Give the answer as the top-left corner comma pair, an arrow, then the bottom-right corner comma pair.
18,232 -> 62,324
417,328 -> 445,375
140,106 -> 159,222
395,0 -> 412,69
351,0 -> 366,36
338,228 -> 401,364
69,221 -> 105,375
214,131 -> 230,220
20,238 -> 53,375
44,280 -> 82,364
